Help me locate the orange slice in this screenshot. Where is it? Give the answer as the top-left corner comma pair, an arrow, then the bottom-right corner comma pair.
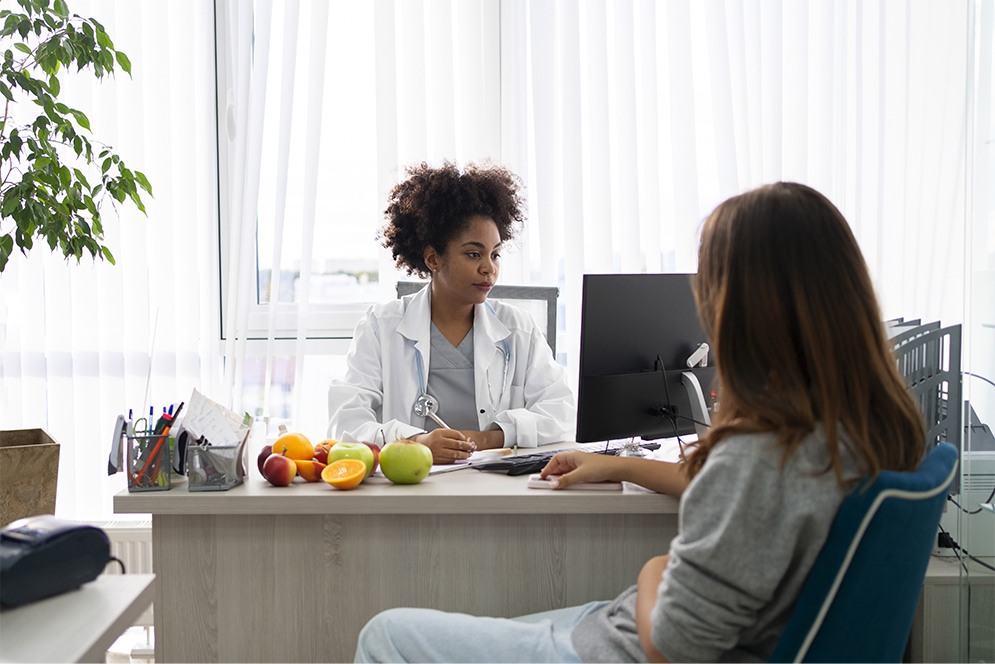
321,459 -> 368,490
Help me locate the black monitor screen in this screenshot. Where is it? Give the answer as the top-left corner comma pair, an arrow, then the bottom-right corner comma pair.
575,273 -> 716,443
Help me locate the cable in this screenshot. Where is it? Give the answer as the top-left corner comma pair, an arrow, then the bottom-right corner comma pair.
948,491 -> 995,516
656,355 -> 682,439
938,524 -> 973,651
937,524 -> 995,572
964,371 -> 995,390
109,556 -> 127,574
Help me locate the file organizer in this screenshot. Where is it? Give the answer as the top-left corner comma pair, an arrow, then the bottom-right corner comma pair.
186,435 -> 247,491
127,434 -> 171,492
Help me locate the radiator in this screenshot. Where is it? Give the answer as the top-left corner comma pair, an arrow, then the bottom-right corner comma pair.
98,519 -> 154,628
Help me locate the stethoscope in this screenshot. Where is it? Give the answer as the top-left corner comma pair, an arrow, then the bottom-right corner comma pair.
413,302 -> 511,428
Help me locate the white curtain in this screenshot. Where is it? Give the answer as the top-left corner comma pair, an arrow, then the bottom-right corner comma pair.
1,0 -> 987,521
504,0 -> 974,377
0,0 -> 218,520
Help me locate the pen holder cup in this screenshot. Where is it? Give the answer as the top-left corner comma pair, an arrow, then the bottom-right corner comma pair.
186,439 -> 246,492
126,434 -> 172,492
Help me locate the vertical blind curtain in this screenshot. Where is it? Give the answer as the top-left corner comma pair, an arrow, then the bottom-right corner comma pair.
0,0 -> 218,520
0,0 -> 981,521
230,0 -> 503,435
505,0 -> 971,371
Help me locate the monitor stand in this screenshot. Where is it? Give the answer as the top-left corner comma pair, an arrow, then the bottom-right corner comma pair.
680,371 -> 711,438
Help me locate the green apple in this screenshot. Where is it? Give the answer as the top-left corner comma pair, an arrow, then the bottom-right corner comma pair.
328,442 -> 376,479
379,441 -> 433,485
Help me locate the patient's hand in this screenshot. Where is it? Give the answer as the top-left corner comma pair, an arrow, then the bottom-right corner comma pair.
539,451 -> 619,488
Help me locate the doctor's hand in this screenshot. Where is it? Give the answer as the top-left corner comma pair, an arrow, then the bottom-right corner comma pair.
412,429 -> 476,464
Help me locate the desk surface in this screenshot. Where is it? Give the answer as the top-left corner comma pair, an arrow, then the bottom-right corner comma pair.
114,444 -> 682,516
0,574 -> 155,664
113,445 -> 681,662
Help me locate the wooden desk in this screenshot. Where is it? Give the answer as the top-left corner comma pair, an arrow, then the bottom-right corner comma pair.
114,464 -> 680,663
0,573 -> 155,663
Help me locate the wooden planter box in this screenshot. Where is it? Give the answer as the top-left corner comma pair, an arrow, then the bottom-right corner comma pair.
0,429 -> 60,528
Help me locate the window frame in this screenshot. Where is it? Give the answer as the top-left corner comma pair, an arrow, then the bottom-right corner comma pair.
213,0 -> 506,344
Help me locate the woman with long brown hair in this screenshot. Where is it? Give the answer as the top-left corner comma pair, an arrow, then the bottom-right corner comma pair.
353,182 -> 925,663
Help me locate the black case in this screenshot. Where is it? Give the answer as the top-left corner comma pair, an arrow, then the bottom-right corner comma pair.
0,515 -> 111,608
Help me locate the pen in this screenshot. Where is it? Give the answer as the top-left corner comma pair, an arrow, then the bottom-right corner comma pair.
427,411 -> 451,430
139,411 -> 173,484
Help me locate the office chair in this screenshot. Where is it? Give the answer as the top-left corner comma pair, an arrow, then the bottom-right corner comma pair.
768,441 -> 958,663
395,281 -> 559,355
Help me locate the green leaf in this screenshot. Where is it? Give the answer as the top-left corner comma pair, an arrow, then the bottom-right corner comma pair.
14,42 -> 30,54
47,74 -> 59,96
2,194 -> 19,216
95,27 -> 111,49
101,157 -> 111,173
135,171 -> 152,195
0,235 -> 12,272
0,80 -> 11,101
69,108 -> 89,130
100,245 -> 114,264
53,0 -> 69,19
114,50 -> 131,75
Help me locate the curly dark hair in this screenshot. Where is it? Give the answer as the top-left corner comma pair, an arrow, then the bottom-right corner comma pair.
380,160 -> 526,278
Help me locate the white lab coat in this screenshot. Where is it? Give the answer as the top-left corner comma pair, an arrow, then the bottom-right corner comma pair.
327,286 -> 575,448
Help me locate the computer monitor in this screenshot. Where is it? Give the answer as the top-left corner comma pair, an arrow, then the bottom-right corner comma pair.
575,273 -> 717,443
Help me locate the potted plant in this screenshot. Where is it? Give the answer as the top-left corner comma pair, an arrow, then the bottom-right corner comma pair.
0,0 -> 151,526
0,0 -> 151,273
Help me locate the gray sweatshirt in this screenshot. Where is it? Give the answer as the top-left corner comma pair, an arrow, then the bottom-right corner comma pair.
572,428 -> 861,663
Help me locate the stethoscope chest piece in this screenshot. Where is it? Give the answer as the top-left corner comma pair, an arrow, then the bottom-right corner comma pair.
412,393 -> 440,418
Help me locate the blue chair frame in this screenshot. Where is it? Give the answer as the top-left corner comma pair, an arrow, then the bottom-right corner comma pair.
769,442 -> 959,663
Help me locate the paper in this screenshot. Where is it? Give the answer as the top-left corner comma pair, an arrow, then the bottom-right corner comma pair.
429,449 -> 512,474
179,388 -> 248,448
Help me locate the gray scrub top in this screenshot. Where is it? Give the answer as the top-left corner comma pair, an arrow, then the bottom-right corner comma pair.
424,323 -> 478,431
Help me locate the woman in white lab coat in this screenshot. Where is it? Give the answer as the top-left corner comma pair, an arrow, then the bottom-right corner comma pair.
327,161 -> 575,464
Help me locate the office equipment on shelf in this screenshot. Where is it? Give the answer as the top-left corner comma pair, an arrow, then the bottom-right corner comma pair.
889,320 -> 962,488
473,439 -> 661,476
575,273 -> 717,443
1,516 -> 112,608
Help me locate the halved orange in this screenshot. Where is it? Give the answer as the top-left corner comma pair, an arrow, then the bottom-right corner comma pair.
321,459 -> 368,490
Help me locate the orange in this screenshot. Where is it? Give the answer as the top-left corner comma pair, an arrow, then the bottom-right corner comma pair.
321,459 -> 368,490
273,432 -> 313,461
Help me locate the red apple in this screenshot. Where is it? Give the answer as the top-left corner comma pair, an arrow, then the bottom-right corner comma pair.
362,441 -> 380,475
313,441 -> 333,465
262,452 -> 297,486
257,444 -> 273,477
